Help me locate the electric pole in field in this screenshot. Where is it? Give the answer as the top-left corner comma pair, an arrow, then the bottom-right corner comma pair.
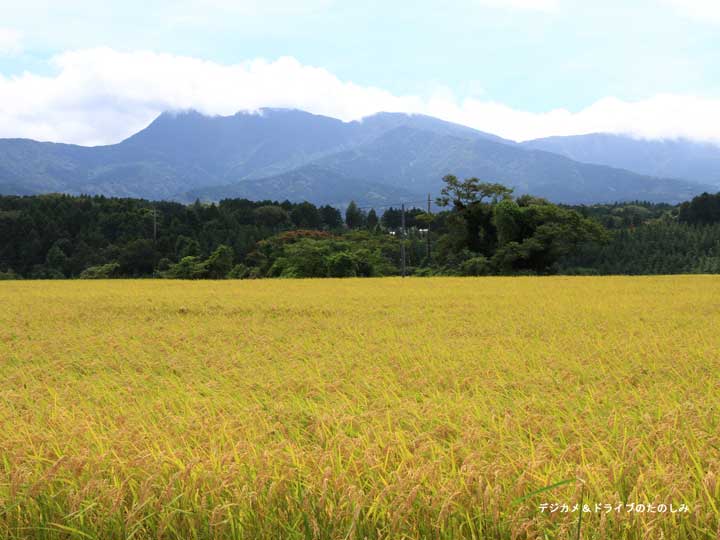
426,193 -> 431,260
153,205 -> 158,243
400,202 -> 406,278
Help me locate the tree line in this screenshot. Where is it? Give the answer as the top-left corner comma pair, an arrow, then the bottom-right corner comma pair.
1,177 -> 720,279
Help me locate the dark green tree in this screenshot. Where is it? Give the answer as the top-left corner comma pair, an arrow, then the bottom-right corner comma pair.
45,242 -> 69,277
679,192 -> 720,225
436,175 -> 513,256
381,207 -> 402,229
345,201 -> 365,229
366,208 -> 379,230
491,198 -> 607,274
176,235 -> 201,259
290,202 -> 322,229
319,205 -> 343,229
437,175 -> 513,209
119,239 -> 158,276
254,205 -> 289,229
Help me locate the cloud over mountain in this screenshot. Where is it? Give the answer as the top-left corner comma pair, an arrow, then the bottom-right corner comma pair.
1,48 -> 720,146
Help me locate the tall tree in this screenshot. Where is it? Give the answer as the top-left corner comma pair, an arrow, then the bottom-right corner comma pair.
381,207 -> 402,229
436,175 -> 513,255
436,175 -> 513,210
679,192 -> 720,225
366,208 -> 379,230
254,205 -> 289,229
345,201 -> 365,229
319,205 -> 343,229
290,202 -> 321,229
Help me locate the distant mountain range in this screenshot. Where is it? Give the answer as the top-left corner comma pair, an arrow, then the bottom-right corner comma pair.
1,108 -> 718,206
522,134 -> 720,187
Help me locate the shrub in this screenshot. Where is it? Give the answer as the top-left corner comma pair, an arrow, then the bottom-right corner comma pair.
460,256 -> 491,276
228,264 -> 250,279
80,262 -> 121,279
326,252 -> 358,277
162,256 -> 207,279
0,270 -> 20,280
205,245 -> 234,279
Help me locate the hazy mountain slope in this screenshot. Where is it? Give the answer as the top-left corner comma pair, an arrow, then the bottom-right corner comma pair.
522,133 -> 720,186
0,109 -> 503,200
0,139 -> 91,195
274,127 -> 709,204
353,112 -> 514,145
119,109 -> 364,181
0,138 -> 219,200
186,164 -> 419,206
0,108 -> 714,204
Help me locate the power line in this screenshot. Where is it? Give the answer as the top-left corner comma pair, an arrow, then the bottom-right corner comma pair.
426,193 -> 431,260
353,199 -> 443,211
345,195 -> 439,277
400,202 -> 406,278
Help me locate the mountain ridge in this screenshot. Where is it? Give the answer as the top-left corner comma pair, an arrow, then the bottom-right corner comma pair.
522,133 -> 720,187
0,108 -> 715,206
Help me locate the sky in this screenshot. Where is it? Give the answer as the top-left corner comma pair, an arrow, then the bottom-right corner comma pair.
1,0 -> 720,145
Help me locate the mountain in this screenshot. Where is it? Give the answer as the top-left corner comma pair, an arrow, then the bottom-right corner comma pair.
192,124 -> 710,205
300,127 -> 707,204
0,109 -> 502,202
522,133 -> 720,187
0,108 -> 714,206
186,164 -> 419,205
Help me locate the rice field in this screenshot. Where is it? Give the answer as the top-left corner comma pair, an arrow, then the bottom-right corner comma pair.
1,276 -> 719,539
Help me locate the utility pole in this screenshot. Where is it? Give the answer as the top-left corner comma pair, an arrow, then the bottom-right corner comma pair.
400,203 -> 406,278
153,205 -> 158,243
426,193 -> 431,260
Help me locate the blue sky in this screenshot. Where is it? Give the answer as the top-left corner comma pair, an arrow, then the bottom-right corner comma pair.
1,0 -> 720,144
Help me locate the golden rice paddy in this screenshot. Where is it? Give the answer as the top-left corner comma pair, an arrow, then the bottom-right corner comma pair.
1,277 -> 719,539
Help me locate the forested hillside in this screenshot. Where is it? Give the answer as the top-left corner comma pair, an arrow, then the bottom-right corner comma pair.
560,192 -> 720,274
2,180 -> 720,280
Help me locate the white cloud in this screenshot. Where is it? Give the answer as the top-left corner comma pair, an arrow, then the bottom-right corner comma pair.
476,0 -> 559,12
1,48 -> 719,146
0,28 -> 22,56
662,0 -> 720,22
186,0 -> 334,15
422,94 -> 720,143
